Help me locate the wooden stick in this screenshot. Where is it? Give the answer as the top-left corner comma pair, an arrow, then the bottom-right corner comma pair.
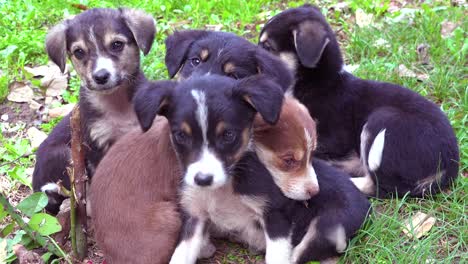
69,106 -> 88,260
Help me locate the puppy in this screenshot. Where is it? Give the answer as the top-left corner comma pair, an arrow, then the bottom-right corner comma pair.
134,75 -> 285,264
258,5 -> 459,197
91,81 -> 181,264
32,8 -> 156,213
236,96 -> 371,264
164,30 -> 292,90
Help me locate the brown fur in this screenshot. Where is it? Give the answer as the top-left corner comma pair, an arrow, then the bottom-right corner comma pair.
90,117 -> 181,264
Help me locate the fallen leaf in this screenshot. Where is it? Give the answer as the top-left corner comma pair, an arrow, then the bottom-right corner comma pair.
374,38 -> 390,48
343,64 -> 360,73
355,9 -> 374,28
402,211 -> 436,239
397,64 -> 429,81
0,239 -> 6,263
49,103 -> 76,118
331,2 -> 350,13
24,63 -> 68,97
13,244 -> 45,264
27,127 -> 47,149
1,114 -> 8,122
29,100 -> 42,111
440,21 -> 459,38
416,44 -> 430,65
7,82 -> 34,103
205,24 -> 223,31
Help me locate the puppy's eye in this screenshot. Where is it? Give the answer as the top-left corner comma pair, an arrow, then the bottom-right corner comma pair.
191,57 -> 201,66
222,130 -> 236,144
111,41 -> 124,52
73,49 -> 85,60
282,156 -> 299,169
173,131 -> 190,145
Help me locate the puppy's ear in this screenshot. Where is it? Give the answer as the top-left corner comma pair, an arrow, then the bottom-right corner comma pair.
234,76 -> 284,125
165,30 -> 208,78
120,8 -> 156,55
294,21 -> 329,68
134,81 -> 176,132
255,48 -> 293,92
45,23 -> 68,73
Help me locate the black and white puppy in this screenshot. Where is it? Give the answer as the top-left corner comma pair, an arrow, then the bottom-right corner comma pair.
134,75 -> 285,264
32,8 -> 156,214
164,30 -> 292,90
258,5 -> 459,197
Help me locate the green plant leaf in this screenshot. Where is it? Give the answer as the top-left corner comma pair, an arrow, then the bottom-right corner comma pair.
0,203 -> 7,221
16,192 -> 48,217
28,213 -> 61,236
42,251 -> 53,262
7,167 -> 31,188
1,223 -> 14,237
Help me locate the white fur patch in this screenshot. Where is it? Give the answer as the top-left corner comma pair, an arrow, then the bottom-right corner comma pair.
169,221 -> 205,264
40,183 -> 60,193
265,236 -> 291,264
94,57 -> 116,81
259,32 -> 268,43
350,174 -> 375,195
185,147 -> 226,188
360,123 -> 370,168
326,224 -> 347,253
292,219 -> 318,263
368,129 -> 386,171
279,52 -> 298,73
191,90 -> 208,142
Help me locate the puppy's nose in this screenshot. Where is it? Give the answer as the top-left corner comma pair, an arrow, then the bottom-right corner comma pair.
93,70 -> 110,85
306,184 -> 319,197
194,173 -> 214,187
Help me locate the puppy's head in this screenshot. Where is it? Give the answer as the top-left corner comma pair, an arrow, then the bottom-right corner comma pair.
134,75 -> 284,189
46,8 -> 156,93
253,96 -> 319,200
165,30 -> 293,91
258,5 -> 343,74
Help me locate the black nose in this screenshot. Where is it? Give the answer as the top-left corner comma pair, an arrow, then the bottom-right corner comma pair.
194,173 -> 213,186
93,70 -> 110,85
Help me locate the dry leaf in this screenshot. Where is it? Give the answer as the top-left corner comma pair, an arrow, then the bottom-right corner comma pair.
397,64 -> 429,81
24,63 -> 68,97
440,21 -> 459,39
343,64 -> 360,73
0,239 -> 7,264
49,103 -> 76,118
27,127 -> 47,149
13,244 -> 45,264
1,114 -> 8,122
205,24 -> 223,31
374,38 -> 390,48
356,9 -> 374,28
7,82 -> 34,103
402,211 -> 436,238
29,100 -> 42,111
416,44 -> 430,65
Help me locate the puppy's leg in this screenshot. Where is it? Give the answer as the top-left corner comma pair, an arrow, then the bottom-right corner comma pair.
264,210 -> 292,264
291,219 -> 318,264
169,215 -> 206,264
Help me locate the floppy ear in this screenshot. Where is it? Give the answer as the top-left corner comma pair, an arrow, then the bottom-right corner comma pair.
120,8 -> 156,55
134,81 -> 176,132
165,30 -> 208,78
255,48 -> 293,92
293,21 -> 330,68
234,76 -> 284,125
45,23 -> 68,73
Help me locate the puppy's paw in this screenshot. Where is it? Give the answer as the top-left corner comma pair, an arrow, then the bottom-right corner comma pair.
199,241 -> 216,259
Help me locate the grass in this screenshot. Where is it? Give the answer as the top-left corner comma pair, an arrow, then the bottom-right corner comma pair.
0,0 -> 466,263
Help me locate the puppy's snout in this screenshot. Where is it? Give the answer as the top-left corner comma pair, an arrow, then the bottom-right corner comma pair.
194,173 -> 214,187
306,183 -> 319,197
93,69 -> 110,85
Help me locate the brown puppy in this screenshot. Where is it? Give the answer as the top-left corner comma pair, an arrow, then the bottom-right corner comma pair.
90,116 -> 180,264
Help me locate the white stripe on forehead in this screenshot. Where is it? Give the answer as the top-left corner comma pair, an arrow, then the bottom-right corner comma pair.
304,127 -> 313,156
191,89 -> 208,143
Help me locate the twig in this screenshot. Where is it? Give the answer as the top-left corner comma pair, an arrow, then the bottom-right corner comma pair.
0,193 -> 65,258
0,152 -> 33,167
69,106 -> 88,260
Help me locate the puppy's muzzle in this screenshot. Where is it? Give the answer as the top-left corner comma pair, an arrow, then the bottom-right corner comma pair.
93,69 -> 110,85
194,172 -> 214,187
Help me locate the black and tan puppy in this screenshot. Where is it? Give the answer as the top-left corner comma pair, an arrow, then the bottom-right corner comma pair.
164,30 -> 292,90
258,5 -> 459,197
32,8 -> 156,213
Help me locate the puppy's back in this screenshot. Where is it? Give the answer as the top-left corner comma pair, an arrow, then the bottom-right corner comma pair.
90,117 -> 181,264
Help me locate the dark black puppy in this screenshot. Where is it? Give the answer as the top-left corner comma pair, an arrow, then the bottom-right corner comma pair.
164,30 -> 292,90
258,5 -> 459,197
33,8 -> 156,214
235,155 -> 370,264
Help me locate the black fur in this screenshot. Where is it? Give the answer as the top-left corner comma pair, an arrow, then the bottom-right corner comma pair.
259,5 -> 459,197
164,30 -> 292,91
234,155 -> 371,263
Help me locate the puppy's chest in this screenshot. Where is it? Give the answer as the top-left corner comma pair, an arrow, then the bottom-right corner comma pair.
86,93 -> 138,151
181,185 -> 263,232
